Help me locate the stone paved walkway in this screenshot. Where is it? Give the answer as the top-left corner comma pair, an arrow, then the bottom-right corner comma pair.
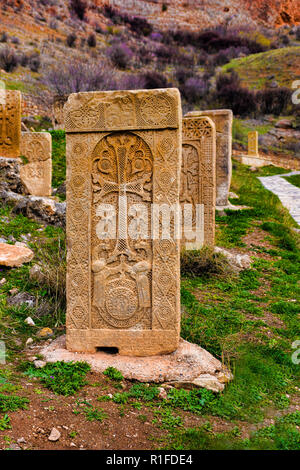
258,171 -> 300,226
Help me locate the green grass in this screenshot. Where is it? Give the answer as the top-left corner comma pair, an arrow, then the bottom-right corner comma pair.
21,361 -> 91,396
179,162 -> 300,436
50,130 -> 66,190
283,174 -> 300,189
83,406 -> 108,422
103,367 -> 124,382
223,47 -> 300,90
167,412 -> 300,450
0,394 -> 29,413
0,414 -> 11,431
232,118 -> 273,147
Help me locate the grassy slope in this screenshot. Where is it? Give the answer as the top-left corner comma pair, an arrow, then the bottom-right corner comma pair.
283,174 -> 300,188
0,134 -> 299,450
223,47 -> 300,90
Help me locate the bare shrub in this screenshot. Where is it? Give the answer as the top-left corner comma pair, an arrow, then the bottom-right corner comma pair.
33,232 -> 66,324
43,60 -> 117,95
107,43 -> 133,69
181,246 -> 232,278
70,0 -> 87,21
0,46 -> 19,72
87,33 -> 96,47
66,33 -> 77,48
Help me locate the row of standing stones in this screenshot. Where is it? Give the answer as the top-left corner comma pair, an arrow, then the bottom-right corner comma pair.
0,88 -> 243,391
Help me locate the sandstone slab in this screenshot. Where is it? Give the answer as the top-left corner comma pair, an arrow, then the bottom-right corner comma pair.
186,109 -> 233,207
20,132 -> 52,197
181,116 -> 216,248
65,88 -> 182,356
40,336 -> 232,391
0,242 -> 34,267
0,90 -> 21,158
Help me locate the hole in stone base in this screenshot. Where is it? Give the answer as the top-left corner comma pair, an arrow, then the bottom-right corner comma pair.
96,347 -> 119,355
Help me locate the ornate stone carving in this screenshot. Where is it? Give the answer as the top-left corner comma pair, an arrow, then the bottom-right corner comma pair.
185,109 -> 233,207
0,90 -> 21,158
181,117 -> 216,248
248,131 -> 259,157
65,89 -> 182,356
53,94 -> 68,129
64,89 -> 179,133
20,132 -> 52,197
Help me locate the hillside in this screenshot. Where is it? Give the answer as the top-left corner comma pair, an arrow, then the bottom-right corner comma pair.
223,47 -> 300,89
96,0 -> 300,30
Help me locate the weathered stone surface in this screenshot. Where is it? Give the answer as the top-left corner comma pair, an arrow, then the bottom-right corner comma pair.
0,157 -> 27,193
185,109 -> 233,207
48,428 -> 61,442
7,292 -> 35,307
248,130 -> 259,157
65,88 -> 182,356
0,242 -> 34,267
53,94 -> 68,129
40,336 -> 232,391
181,116 -> 216,249
0,189 -> 66,227
0,90 -> 21,158
214,246 -> 251,270
20,132 -> 52,197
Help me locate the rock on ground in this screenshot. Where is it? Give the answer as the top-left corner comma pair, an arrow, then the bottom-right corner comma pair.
0,157 -> 27,194
41,336 -> 232,393
0,242 -> 34,267
0,189 -> 66,227
48,428 -> 61,442
214,246 -> 252,271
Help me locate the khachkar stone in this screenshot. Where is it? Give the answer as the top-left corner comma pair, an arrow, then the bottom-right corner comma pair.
20,132 -> 52,197
248,131 -> 259,157
53,95 -> 68,129
185,109 -> 233,207
0,90 -> 21,158
181,116 -> 216,249
64,88 -> 182,356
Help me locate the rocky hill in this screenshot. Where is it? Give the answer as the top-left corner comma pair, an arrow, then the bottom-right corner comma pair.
96,0 -> 300,31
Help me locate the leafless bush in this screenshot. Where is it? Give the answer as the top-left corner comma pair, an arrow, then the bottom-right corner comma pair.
43,60 -> 117,95
0,46 -> 19,72
66,33 -> 77,47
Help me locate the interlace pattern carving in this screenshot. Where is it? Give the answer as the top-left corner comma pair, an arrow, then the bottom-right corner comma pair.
0,90 -> 21,158
65,89 -> 181,355
181,117 -> 216,248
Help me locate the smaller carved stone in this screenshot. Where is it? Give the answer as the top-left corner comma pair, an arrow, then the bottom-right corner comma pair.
0,90 -> 21,158
185,109 -> 233,207
20,132 -> 52,197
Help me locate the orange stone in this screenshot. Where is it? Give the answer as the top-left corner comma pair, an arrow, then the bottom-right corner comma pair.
0,242 -> 34,267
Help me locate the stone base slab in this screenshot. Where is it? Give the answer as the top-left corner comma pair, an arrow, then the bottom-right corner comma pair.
40,336 -> 232,392
238,154 -> 269,168
216,203 -> 251,213
66,328 -> 180,356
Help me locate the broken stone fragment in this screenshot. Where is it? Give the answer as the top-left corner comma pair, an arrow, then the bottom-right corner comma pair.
214,246 -> 251,271
37,327 -> 53,338
48,427 -> 61,442
0,242 -> 34,267
25,317 -> 35,326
